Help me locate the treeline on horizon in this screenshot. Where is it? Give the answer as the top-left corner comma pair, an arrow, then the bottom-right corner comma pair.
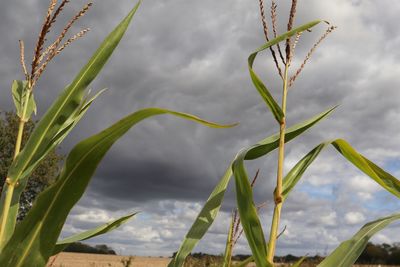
171,242 -> 400,265
62,242 -> 400,264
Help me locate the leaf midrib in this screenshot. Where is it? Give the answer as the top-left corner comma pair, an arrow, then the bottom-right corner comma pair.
330,217 -> 396,267
13,34 -> 112,181
15,122 -> 124,266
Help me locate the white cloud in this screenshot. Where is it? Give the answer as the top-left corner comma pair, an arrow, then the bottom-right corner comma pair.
318,212 -> 338,227
344,211 -> 366,225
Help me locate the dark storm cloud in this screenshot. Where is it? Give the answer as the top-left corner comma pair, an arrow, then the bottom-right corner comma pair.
1,0 -> 400,256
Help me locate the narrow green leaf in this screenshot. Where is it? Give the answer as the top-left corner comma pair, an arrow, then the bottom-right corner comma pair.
11,80 -> 25,117
234,256 -> 254,267
11,80 -> 36,119
52,212 -> 137,255
0,2 -> 142,246
222,214 -> 234,267
281,139 -> 400,202
248,20 -> 322,123
244,106 -> 337,160
170,107 -> 335,267
318,213 -> 400,267
282,142 -> 329,201
291,255 -> 307,267
332,139 -> 400,198
0,107 -> 233,267
168,166 -> 233,267
232,152 -> 269,267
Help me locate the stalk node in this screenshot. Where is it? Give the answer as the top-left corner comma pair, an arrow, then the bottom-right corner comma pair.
274,190 -> 282,205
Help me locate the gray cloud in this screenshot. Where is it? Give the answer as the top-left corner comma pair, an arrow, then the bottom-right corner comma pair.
1,0 -> 400,258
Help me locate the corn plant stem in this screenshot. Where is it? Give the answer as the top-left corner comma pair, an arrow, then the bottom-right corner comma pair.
0,82 -> 32,248
267,62 -> 289,263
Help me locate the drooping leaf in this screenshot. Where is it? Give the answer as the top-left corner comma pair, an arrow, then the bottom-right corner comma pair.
52,212 -> 137,255
281,139 -> 400,202
0,2 -> 141,247
248,20 -> 322,123
11,80 -> 36,120
333,139 -> 400,198
0,107 -> 234,266
170,106 -> 335,267
318,213 -> 400,267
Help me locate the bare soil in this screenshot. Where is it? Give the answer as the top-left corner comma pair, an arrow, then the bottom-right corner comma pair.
48,252 -> 170,267
47,253 -> 399,267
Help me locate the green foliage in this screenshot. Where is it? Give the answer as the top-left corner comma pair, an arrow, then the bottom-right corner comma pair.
172,5 -> 400,267
11,81 -> 36,121
0,1 -> 235,266
53,213 -> 137,255
0,112 -> 62,220
170,107 -> 335,267
318,214 -> 400,267
63,242 -> 116,255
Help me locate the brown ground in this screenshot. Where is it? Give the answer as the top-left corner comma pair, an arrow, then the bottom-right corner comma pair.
47,253 -> 399,267
48,252 -> 170,267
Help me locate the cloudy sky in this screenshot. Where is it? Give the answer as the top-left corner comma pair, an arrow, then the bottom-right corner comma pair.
1,0 -> 400,257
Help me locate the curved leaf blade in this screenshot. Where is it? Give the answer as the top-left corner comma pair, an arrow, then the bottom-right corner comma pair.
0,2 -> 142,247
232,151 -> 269,267
281,139 -> 400,202
248,20 -> 322,123
282,142 -> 329,201
168,167 -> 233,267
52,212 -> 137,255
332,139 -> 400,198
0,107 -> 232,267
318,213 -> 400,267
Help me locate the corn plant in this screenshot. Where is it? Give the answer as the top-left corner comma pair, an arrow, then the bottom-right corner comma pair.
0,1 -> 235,266
170,1 -> 400,267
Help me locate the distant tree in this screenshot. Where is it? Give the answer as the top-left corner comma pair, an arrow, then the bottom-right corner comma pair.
357,242 -> 389,264
64,242 -> 116,255
388,243 -> 400,264
0,111 -> 63,220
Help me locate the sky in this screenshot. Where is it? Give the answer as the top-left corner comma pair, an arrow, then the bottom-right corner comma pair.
1,0 -> 400,257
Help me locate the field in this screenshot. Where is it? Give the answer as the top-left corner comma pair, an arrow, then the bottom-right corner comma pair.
48,252 -> 170,267
47,253 -> 399,267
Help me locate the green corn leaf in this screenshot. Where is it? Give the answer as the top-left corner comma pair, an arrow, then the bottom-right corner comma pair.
170,106 -> 335,267
282,142 -> 329,201
232,152 -> 269,267
234,256 -> 254,267
52,212 -> 137,255
168,166 -> 233,267
11,80 -> 36,120
291,255 -> 307,267
281,139 -> 400,202
222,213 -> 234,267
0,89 -> 106,250
0,2 -> 141,247
8,2 -> 141,182
248,20 -> 322,124
244,106 -> 337,160
318,213 -> 400,267
332,139 -> 400,198
0,107 -> 234,267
